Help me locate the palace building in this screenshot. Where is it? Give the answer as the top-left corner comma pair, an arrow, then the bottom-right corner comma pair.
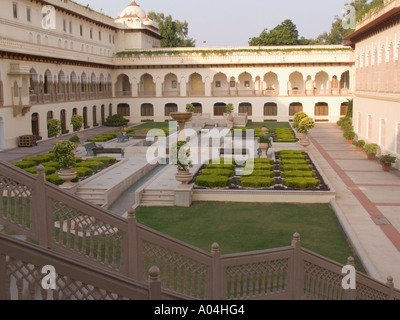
0,0 -> 355,150
344,0 -> 400,166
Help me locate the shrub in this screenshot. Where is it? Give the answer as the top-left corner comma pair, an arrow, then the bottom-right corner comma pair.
47,119 -> 62,138
281,171 -> 316,178
75,161 -> 105,171
70,114 -> 84,132
297,117 -> 315,134
209,158 -> 237,165
246,158 -> 274,165
186,103 -> 194,112
73,167 -> 94,177
276,150 -> 305,155
278,154 -> 307,160
22,154 -> 53,164
104,114 -> 129,127
353,140 -> 366,148
205,164 -> 236,170
240,170 -> 275,178
238,176 -> 275,188
42,162 -> 61,170
280,159 -> 310,165
194,175 -> 231,188
343,130 -> 355,140
365,143 -> 379,155
280,164 -> 313,171
283,178 -> 320,189
380,154 -> 397,165
23,166 -> 56,175
200,169 -> 234,177
293,112 -> 308,128
53,141 -> 76,169
46,174 -> 64,185
90,156 -> 117,166
11,161 -> 36,169
247,164 -> 275,171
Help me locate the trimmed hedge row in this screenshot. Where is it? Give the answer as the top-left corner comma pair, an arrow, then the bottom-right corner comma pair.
205,164 -> 236,170
74,167 -> 94,177
11,161 -> 36,169
240,170 -> 275,178
24,166 -> 56,175
280,159 -> 310,165
75,161 -> 106,171
273,128 -> 297,142
194,175 -> 232,188
280,164 -> 313,172
209,158 -> 237,166
281,171 -> 316,178
200,169 -> 234,177
238,176 -> 275,188
282,178 -> 320,189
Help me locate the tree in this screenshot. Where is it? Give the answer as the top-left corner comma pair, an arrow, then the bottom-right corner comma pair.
249,19 -> 299,46
148,12 -> 195,47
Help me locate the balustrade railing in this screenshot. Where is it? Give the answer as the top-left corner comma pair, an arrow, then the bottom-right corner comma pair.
0,161 -> 399,300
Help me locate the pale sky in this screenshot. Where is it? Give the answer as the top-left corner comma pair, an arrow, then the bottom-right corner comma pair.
77,0 -> 351,47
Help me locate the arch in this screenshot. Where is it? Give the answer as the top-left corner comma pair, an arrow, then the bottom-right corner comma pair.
0,116 -> 5,150
289,102 -> 303,116
47,111 -> 54,120
315,71 -> 330,94
340,102 -> 349,116
213,73 -> 229,96
117,103 -> 130,117
99,74 -> 105,92
92,105 -> 97,125
101,105 -> 105,124
81,72 -> 87,92
90,73 -> 97,92
70,72 -> 77,93
340,71 -> 350,94
44,70 -> 52,94
288,72 -> 304,94
139,73 -> 155,97
164,73 -> 179,96
115,74 -> 131,97
214,102 -> 227,116
83,107 -> 88,127
239,102 -> 252,116
58,71 -> 66,94
29,68 -> 38,99
165,103 -> 178,116
31,113 -> 40,137
188,73 -> 204,96
72,108 -> 78,116
264,102 -> 278,116
238,72 -> 253,95
315,102 -> 329,116
141,103 -> 154,117
263,72 -> 279,95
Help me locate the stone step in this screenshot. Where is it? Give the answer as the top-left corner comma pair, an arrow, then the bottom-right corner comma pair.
140,200 -> 175,207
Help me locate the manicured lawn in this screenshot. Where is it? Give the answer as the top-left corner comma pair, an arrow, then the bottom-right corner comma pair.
136,202 -> 364,271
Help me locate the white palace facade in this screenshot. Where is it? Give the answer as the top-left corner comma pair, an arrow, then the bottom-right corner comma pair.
0,0 -> 355,150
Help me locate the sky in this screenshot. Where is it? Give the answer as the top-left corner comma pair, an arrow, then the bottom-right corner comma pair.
77,0 -> 351,47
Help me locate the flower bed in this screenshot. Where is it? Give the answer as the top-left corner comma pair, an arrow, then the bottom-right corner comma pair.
193,150 -> 329,191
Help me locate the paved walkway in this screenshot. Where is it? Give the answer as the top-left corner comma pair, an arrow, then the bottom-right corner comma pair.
308,123 -> 400,286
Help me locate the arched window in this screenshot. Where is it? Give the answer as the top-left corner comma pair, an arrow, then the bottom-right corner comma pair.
315,102 -> 329,116
289,102 -> 303,116
141,103 -> 154,117
214,103 -> 226,116
264,103 -> 278,116
239,103 -> 252,116
165,103 -> 178,116
117,103 -> 130,117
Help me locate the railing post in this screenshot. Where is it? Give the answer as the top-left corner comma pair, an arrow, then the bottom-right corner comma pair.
343,257 -> 356,300
148,266 -> 161,300
36,165 -> 49,248
0,253 -> 7,300
127,208 -> 138,280
386,276 -> 394,300
291,232 -> 303,300
211,242 -> 222,300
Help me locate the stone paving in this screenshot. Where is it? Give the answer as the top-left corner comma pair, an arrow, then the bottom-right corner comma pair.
308,123 -> 400,286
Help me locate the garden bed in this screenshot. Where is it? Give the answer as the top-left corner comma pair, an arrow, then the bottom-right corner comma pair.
193,151 -> 330,192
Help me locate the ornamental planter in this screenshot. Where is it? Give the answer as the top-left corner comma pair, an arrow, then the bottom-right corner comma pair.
58,168 -> 77,187
259,143 -> 269,159
297,133 -> 310,148
356,146 -> 363,151
382,164 -> 391,172
175,170 -> 193,189
367,154 -> 376,160
346,139 -> 353,145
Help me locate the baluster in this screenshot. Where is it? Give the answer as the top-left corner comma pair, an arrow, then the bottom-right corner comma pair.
57,216 -> 63,244
21,197 -> 27,228
260,270 -> 266,296
89,229 -> 95,259
16,278 -> 23,300
229,274 -> 235,299
28,282 -> 35,300
112,237 -> 118,269
97,233 -> 102,262
104,235 -> 110,266
66,219 -> 71,248
74,219 -> 79,251
82,225 -> 87,256
176,263 -> 182,293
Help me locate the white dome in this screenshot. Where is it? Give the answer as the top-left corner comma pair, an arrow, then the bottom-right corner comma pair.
115,1 -> 146,23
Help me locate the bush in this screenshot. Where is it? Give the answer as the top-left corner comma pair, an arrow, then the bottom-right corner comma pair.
46,174 -> 64,185
200,169 -> 234,177
276,150 -> 305,155
205,164 -> 236,170
281,171 -> 316,178
24,166 -> 57,175
11,161 -> 36,169
75,161 -> 105,171
246,164 -> 274,171
283,178 -> 320,189
90,156 -> 117,166
47,119 -> 62,138
42,162 -> 61,170
53,141 -> 76,169
194,175 -> 231,188
353,140 -> 366,148
278,154 -> 307,160
73,167 -> 94,177
22,154 -> 53,164
343,130 -> 355,140
280,164 -> 313,171
245,158 -> 274,165
280,159 -> 310,165
365,143 -> 379,155
104,114 -> 129,127
293,112 -> 308,128
208,158 -> 237,165
71,114 -> 84,132
238,176 -> 275,188
240,170 -> 275,178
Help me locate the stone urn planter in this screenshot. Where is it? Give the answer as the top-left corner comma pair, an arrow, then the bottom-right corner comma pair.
170,112 -> 193,141
381,163 -> 392,172
367,153 -> 376,160
58,168 -> 77,187
297,132 -> 310,148
175,169 -> 193,189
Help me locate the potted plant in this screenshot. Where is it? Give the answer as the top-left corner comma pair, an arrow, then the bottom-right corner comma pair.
297,117 -> 315,148
185,103 -> 195,113
225,103 -> 234,121
343,130 -> 355,144
258,133 -> 272,159
293,112 -> 308,129
364,143 -> 379,160
47,119 -> 62,144
353,139 -> 365,151
171,140 -> 193,188
71,114 -> 84,139
379,154 -> 396,172
53,140 -> 77,187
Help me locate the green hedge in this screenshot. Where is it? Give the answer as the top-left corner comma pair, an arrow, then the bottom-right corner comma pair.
194,175 -> 232,188
276,150 -> 305,156
200,169 -> 234,177
280,164 -> 313,171
75,161 -> 106,171
41,162 -> 61,170
281,171 -> 316,178
205,164 -> 236,170
238,176 -> 275,188
24,166 -> 56,175
208,158 -> 237,166
244,164 -> 274,171
278,154 -> 308,160
283,178 -> 320,189
11,161 -> 36,169
74,167 -> 94,177
280,159 -> 310,165
245,158 -> 274,165
46,174 -> 64,185
240,170 -> 275,178
22,154 -> 53,164
90,156 -> 117,166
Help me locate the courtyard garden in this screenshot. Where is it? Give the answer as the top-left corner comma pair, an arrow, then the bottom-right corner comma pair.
231,122 -> 298,142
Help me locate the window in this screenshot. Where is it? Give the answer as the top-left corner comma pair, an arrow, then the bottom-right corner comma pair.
214,103 -> 226,116
315,103 -> 329,116
340,103 -> 348,116
90,28 -> 93,39
26,8 -> 31,22
99,31 -> 101,41
239,103 -> 252,116
117,104 -> 130,117
80,25 -> 83,36
264,103 -> 278,116
289,103 -> 303,116
215,81 -> 221,88
13,3 -> 17,19
69,21 -> 72,33
165,104 -> 178,116
141,104 -> 154,117
171,80 -> 177,89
